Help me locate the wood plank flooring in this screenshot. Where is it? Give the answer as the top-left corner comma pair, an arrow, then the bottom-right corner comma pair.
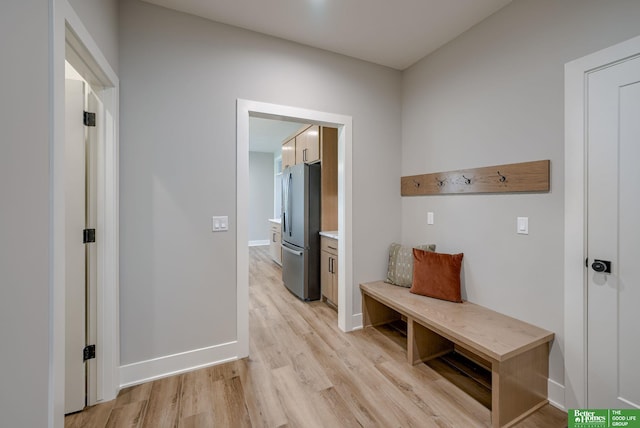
65,246 -> 567,427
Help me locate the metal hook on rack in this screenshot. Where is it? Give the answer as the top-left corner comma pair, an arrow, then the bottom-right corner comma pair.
497,171 -> 507,183
436,178 -> 446,187
462,175 -> 472,185
412,179 -> 421,188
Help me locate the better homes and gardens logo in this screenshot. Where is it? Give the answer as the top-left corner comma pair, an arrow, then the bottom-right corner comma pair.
569,409 -> 640,428
571,410 -> 607,427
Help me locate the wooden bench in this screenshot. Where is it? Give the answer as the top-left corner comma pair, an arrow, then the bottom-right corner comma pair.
360,281 -> 554,428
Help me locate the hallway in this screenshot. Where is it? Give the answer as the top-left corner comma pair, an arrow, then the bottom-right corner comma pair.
65,246 -> 565,427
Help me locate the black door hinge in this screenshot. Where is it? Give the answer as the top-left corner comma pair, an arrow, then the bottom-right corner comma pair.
83,345 -> 96,362
83,111 -> 96,127
83,229 -> 96,243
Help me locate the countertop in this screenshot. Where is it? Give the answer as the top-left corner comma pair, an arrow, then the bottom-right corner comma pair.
268,218 -> 281,224
319,231 -> 338,240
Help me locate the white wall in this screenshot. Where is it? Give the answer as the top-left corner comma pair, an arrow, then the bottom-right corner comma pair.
0,2 -> 51,426
249,152 -> 275,243
0,1 -> 118,425
68,0 -> 119,73
118,0 -> 401,366
401,0 -> 640,404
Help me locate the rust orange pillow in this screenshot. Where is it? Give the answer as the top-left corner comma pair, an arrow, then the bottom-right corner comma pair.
410,249 -> 464,303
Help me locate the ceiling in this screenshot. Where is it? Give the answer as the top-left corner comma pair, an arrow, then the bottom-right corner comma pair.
249,117 -> 304,154
141,0 -> 512,70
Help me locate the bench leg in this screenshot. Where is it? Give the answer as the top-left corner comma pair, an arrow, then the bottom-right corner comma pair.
361,292 -> 401,327
407,318 -> 454,365
491,343 -> 549,428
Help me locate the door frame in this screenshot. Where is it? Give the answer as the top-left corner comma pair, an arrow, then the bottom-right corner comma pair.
236,99 -> 354,357
51,1 -> 120,425
564,34 -> 640,410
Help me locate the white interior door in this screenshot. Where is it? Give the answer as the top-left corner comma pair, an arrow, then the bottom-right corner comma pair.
587,54 -> 640,409
86,89 -> 102,406
65,78 -> 87,414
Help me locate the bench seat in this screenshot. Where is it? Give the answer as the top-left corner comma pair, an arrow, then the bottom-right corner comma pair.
360,280 -> 554,428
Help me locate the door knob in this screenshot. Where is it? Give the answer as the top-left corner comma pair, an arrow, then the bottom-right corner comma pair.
591,259 -> 612,274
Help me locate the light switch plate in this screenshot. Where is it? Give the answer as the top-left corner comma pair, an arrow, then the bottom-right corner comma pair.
517,217 -> 528,235
212,216 -> 229,232
427,212 -> 434,225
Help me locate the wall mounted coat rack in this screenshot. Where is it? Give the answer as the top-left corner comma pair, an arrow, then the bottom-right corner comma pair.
401,160 -> 550,196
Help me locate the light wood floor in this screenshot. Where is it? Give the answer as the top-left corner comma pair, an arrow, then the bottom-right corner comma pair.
66,246 -> 567,427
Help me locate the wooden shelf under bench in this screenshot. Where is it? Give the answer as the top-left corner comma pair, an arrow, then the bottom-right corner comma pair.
360,281 -> 554,428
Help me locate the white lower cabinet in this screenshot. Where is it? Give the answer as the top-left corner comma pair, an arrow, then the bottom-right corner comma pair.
269,221 -> 281,265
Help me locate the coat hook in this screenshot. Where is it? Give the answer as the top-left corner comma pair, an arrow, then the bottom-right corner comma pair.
462,175 -> 472,185
412,179 -> 421,188
497,171 -> 507,182
436,178 -> 446,187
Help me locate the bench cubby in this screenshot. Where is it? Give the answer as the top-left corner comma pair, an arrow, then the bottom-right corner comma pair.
360,281 -> 554,428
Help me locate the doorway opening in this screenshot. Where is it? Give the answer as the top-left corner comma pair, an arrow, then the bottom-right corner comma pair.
62,31 -> 119,407
237,99 -> 354,359
249,118 -> 337,305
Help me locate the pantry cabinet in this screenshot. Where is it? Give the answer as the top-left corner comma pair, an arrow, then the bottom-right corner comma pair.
319,127 -> 337,231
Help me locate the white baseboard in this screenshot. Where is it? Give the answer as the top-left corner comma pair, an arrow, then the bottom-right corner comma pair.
548,378 -> 565,410
119,341 -> 238,388
351,312 -> 363,330
249,240 -> 269,247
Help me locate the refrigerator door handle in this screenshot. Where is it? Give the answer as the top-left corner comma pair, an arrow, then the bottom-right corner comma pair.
287,172 -> 293,236
281,244 -> 303,256
282,172 -> 289,233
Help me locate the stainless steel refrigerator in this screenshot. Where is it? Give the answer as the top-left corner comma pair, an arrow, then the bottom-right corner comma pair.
281,163 -> 321,301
